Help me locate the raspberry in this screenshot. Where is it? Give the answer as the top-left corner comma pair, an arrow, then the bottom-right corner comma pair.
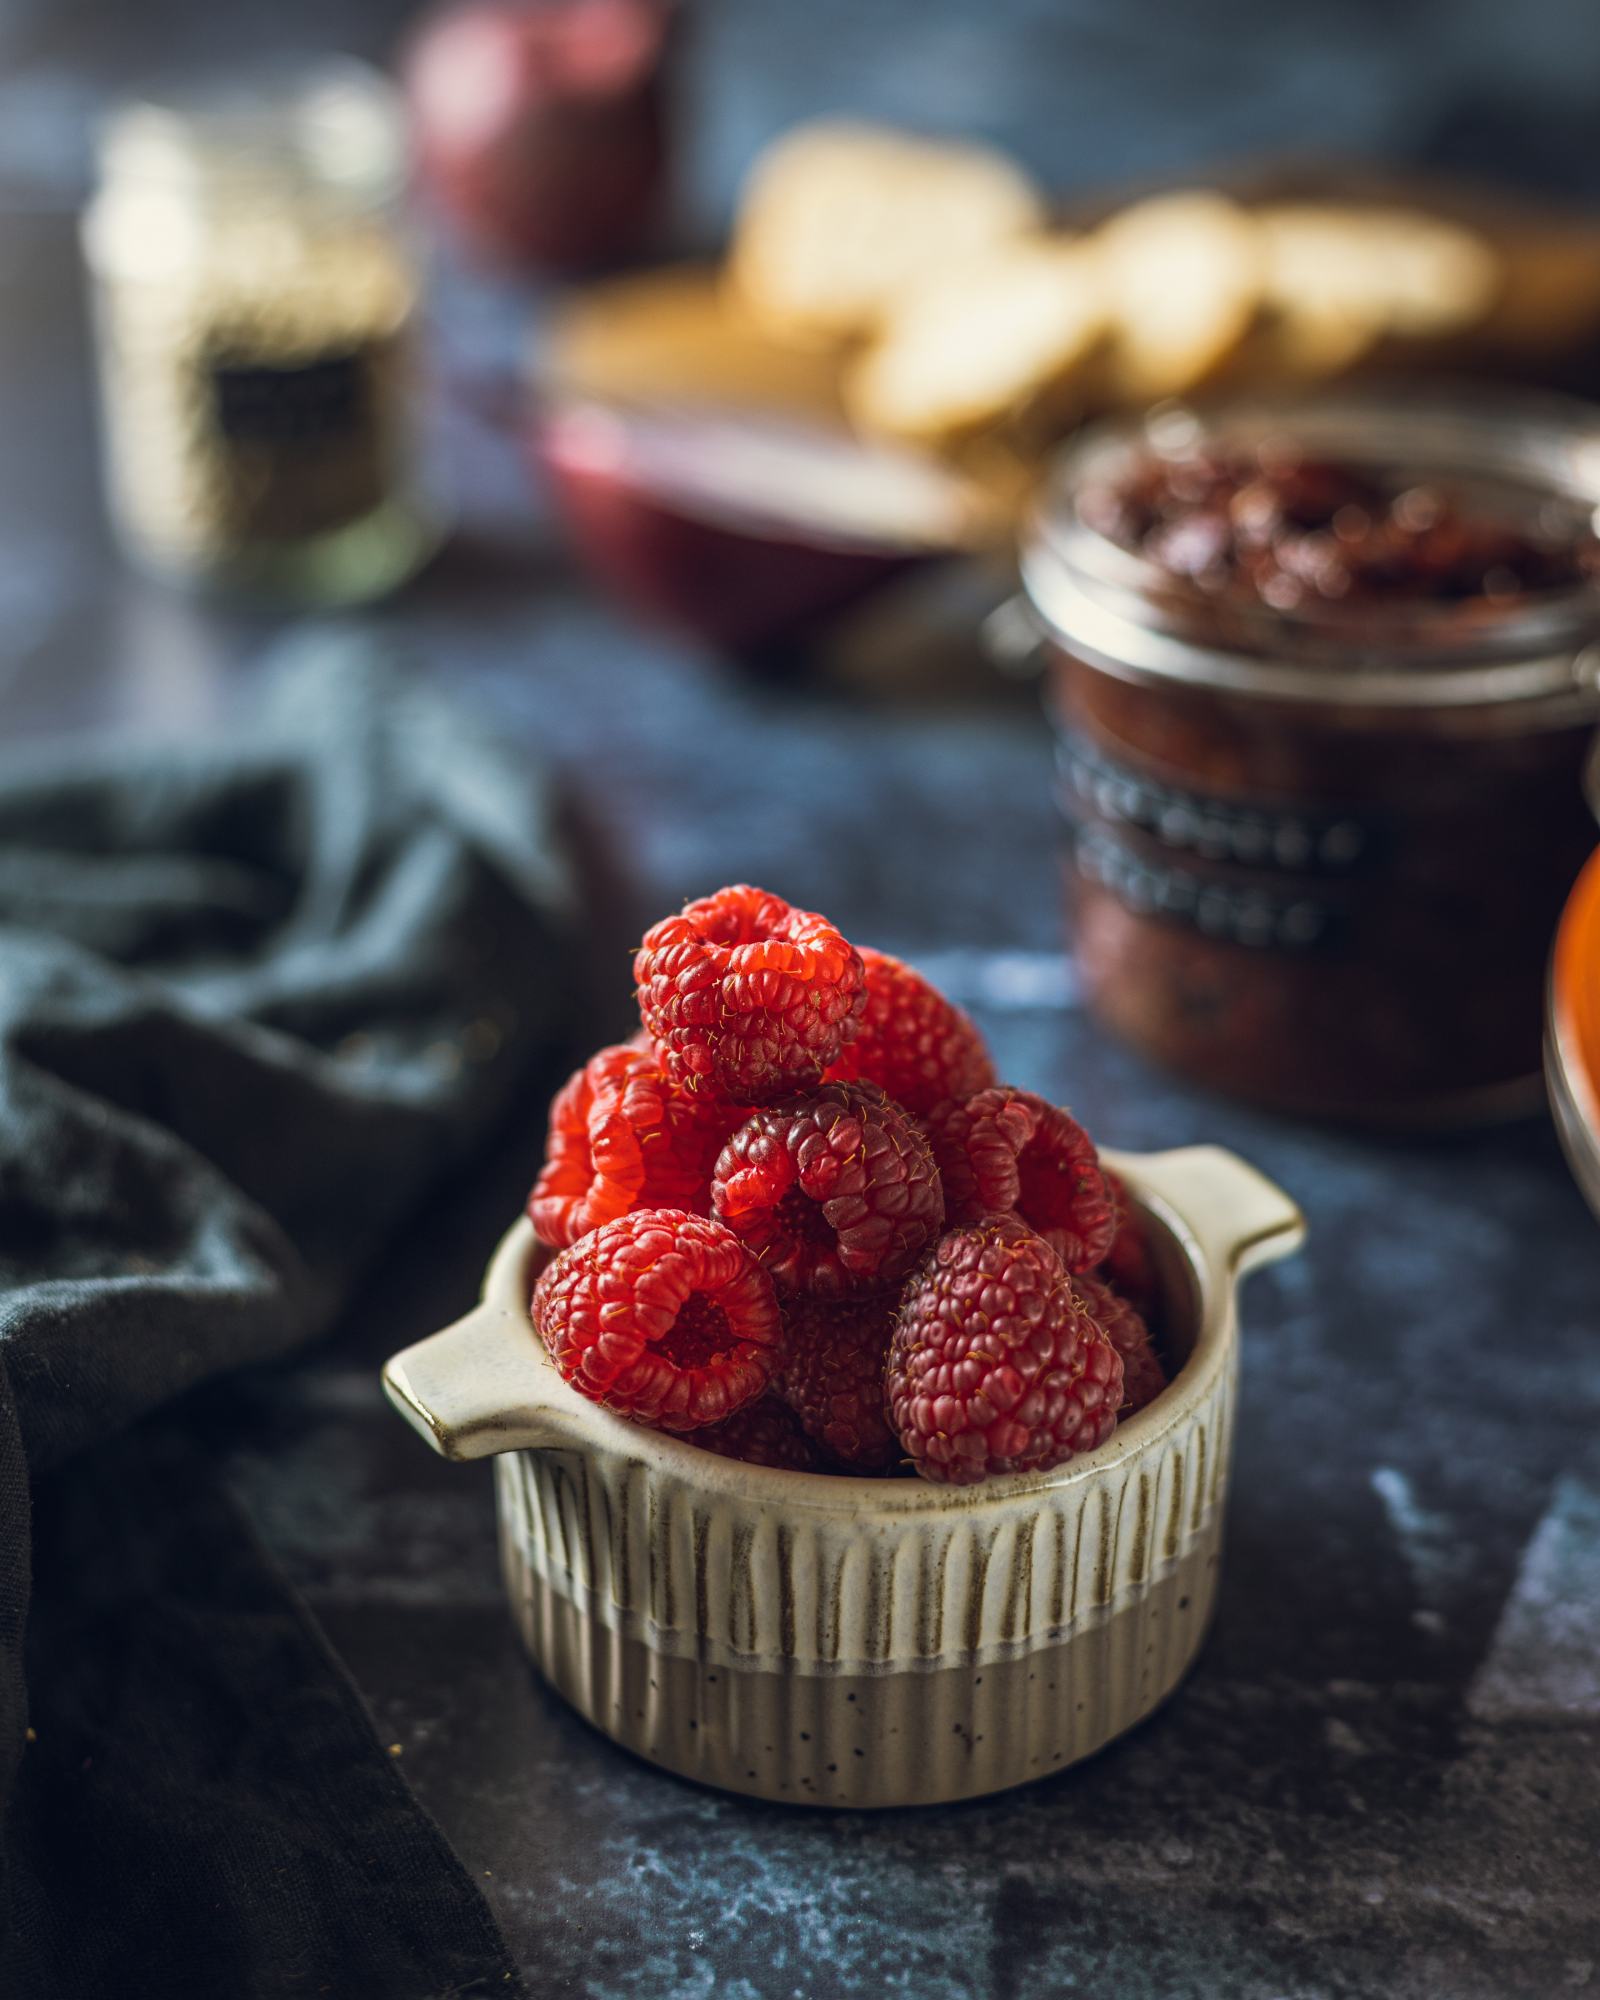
824,947 -> 995,1118
924,1087 -> 1115,1272
780,1293 -> 901,1470
634,884 -> 866,1102
534,1209 -> 783,1432
528,1045 -> 745,1250
1073,1271 -> 1167,1416
1098,1169 -> 1159,1315
693,1397 -> 820,1471
886,1213 -> 1123,1485
712,1081 -> 944,1297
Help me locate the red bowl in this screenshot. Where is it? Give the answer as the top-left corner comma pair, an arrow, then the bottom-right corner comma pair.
534,397 -> 987,657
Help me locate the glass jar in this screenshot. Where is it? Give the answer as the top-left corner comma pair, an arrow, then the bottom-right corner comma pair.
1024,392 -> 1600,1125
82,62 -> 440,602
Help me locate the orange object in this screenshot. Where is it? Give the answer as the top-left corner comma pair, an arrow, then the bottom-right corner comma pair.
1554,846 -> 1600,1132
1550,841 -> 1600,1221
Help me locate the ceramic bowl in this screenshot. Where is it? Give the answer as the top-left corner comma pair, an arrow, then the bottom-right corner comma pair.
534,397 -> 984,658
382,1144 -> 1303,1808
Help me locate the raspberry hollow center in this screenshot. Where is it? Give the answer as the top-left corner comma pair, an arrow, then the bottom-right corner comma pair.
777,1185 -> 837,1250
662,1291 -> 733,1369
1017,1147 -> 1073,1215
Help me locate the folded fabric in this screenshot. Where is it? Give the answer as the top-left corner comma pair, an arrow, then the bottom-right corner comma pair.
0,632 -> 576,1999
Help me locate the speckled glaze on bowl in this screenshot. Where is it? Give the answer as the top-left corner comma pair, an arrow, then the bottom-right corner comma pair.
382,1146 -> 1302,1808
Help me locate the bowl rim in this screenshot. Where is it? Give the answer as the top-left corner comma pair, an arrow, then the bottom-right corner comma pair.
480,1152 -> 1245,1522
535,391 -> 988,556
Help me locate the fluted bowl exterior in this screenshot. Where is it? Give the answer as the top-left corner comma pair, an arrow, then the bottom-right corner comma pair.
380,1147 -> 1303,1807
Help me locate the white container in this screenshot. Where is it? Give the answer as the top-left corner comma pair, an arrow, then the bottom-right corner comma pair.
384,1144 -> 1303,1808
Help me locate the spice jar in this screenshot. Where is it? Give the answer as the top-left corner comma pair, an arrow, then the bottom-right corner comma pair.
1024,393 -> 1600,1125
82,62 -> 439,602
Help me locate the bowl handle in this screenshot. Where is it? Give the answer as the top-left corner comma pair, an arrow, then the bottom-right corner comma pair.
1111,1144 -> 1306,1276
383,1297 -> 607,1462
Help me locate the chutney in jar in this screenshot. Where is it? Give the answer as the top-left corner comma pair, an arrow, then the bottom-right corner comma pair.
1027,394 -> 1600,1124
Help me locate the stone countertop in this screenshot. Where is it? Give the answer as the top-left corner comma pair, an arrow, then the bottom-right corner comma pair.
2,3 -> 1600,1995
232,1008 -> 1600,2000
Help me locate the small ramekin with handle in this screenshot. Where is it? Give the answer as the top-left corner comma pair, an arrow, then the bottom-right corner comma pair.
383,1144 -> 1303,1808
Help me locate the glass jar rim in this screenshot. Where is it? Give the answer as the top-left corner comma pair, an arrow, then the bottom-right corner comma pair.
1023,386 -> 1600,716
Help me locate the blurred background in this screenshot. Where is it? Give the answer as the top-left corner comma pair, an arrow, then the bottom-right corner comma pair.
0,0 -> 1595,1040
3,0 -> 1597,1133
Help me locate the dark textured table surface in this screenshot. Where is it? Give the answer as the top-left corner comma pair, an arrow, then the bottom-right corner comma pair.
3,2 -> 1600,1995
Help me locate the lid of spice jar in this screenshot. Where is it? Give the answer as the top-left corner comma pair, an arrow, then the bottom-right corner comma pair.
84,59 -> 409,279
1548,744 -> 1600,1222
1021,390 -> 1600,725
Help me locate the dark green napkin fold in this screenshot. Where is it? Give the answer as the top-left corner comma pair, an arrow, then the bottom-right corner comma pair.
0,633 -> 575,1999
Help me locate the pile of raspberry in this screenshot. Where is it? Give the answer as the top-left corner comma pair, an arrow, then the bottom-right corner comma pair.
526,885 -> 1168,1486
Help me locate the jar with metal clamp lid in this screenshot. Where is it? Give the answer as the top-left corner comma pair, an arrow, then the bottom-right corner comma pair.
82,61 -> 440,602
1021,391 -> 1600,1125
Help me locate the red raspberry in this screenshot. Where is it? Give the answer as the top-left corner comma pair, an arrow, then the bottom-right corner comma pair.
886,1214 -> 1123,1485
780,1293 -> 900,1470
712,1081 -> 944,1297
824,947 -> 995,1118
1098,1169 -> 1159,1316
633,884 -> 866,1102
924,1087 -> 1115,1272
534,1209 -> 782,1432
693,1397 -> 820,1471
1073,1271 -> 1167,1416
528,1045 -> 746,1250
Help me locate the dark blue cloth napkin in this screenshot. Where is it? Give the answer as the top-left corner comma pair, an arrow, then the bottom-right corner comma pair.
0,634 -> 576,1998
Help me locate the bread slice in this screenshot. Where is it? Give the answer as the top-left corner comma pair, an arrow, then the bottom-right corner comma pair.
1479,217 -> 1600,356
729,120 -> 1047,346
846,235 -> 1106,447
1254,204 -> 1501,380
1094,191 -> 1263,401
541,263 -> 844,419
